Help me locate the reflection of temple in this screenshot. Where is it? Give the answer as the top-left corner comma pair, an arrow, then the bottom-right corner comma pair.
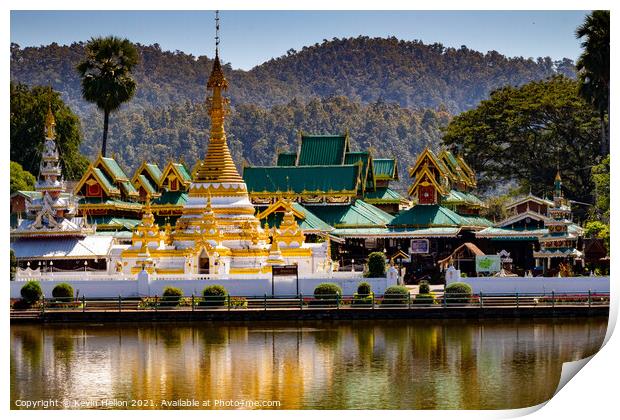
114,44 -> 328,276
10,105 -> 111,271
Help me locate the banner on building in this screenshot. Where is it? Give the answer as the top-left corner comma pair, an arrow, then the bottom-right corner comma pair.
475,255 -> 501,273
410,239 -> 429,254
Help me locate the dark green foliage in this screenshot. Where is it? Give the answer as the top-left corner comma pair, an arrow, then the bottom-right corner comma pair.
10,161 -> 36,194
52,283 -> 74,302
443,76 -> 601,213
366,252 -> 386,278
352,282 -> 373,306
576,11 -> 609,155
412,293 -> 435,305
591,155 -> 610,223
418,280 -> 430,294
202,284 -> 228,307
77,36 -> 139,156
382,285 -> 409,305
357,281 -> 371,296
20,281 -> 42,305
10,83 -> 89,180
10,39 -> 575,190
10,250 -> 17,281
313,283 -> 343,299
161,286 -> 183,306
445,282 -> 473,304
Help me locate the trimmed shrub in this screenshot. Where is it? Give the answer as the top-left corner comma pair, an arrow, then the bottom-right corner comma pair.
418,280 -> 430,294
314,283 -> 342,299
230,297 -> 248,309
413,293 -> 435,305
20,281 -> 42,305
382,285 -> 409,305
366,252 -> 386,277
445,282 -> 473,304
52,283 -> 74,302
202,284 -> 228,307
161,286 -> 183,306
352,293 -> 374,306
356,281 -> 371,296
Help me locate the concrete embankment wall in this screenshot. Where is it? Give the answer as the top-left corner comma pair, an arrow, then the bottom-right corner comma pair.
448,276 -> 610,294
11,306 -> 610,324
10,276 -> 396,299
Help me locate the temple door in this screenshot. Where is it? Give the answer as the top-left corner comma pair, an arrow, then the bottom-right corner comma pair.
198,250 -> 210,274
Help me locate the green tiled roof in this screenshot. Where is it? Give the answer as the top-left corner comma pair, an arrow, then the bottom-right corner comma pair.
305,200 -> 393,228
154,191 -> 188,206
100,157 -> 130,181
443,189 -> 485,207
298,134 -> 349,166
137,174 -> 157,195
460,215 -> 494,227
92,167 -> 119,194
276,152 -> 297,166
90,216 -> 141,231
243,165 -> 361,194
364,187 -> 407,203
120,180 -> 139,196
173,163 -> 192,182
257,202 -> 333,233
373,158 -> 398,180
78,197 -> 142,208
476,226 -> 547,240
344,151 -> 374,190
389,204 -> 466,228
145,163 -> 162,183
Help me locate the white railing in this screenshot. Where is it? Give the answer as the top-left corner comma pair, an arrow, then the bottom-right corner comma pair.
15,268 -> 366,282
15,268 -> 132,282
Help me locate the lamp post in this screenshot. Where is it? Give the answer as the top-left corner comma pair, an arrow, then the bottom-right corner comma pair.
84,260 -> 88,272
351,259 -> 355,273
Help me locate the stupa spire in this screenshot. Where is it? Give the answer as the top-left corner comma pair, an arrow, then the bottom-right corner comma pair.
195,10 -> 243,183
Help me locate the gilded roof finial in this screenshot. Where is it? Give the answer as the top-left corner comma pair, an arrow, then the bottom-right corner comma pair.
44,101 -> 56,139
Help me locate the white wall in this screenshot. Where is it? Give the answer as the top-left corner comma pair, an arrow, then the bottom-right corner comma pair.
447,276 -> 610,294
10,275 -> 397,298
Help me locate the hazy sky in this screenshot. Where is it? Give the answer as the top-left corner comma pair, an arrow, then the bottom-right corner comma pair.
11,10 -> 589,70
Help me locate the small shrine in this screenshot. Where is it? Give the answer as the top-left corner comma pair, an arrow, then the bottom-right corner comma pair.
533,171 -> 583,274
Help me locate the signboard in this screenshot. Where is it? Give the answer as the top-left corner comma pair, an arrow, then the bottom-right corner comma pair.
410,239 -> 430,254
475,255 -> 501,273
272,264 -> 298,276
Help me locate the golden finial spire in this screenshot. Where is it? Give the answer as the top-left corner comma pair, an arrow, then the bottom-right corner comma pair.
194,10 -> 243,184
44,102 -> 56,139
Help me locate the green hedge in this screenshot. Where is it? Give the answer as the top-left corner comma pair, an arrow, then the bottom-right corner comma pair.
201,285 -> 228,307
313,283 -> 342,299
20,281 -> 42,305
412,293 -> 435,305
382,285 -> 409,305
161,286 -> 184,306
52,283 -> 74,302
445,282 -> 473,304
366,252 -> 386,277
418,280 -> 430,294
356,281 -> 371,296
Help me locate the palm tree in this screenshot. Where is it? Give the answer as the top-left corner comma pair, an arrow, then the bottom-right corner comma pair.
576,11 -> 609,156
77,36 -> 139,157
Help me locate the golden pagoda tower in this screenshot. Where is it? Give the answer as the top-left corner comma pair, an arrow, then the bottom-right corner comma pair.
172,11 -> 270,274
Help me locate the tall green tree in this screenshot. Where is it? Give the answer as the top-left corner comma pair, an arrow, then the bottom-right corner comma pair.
10,83 -> 89,180
576,10 -> 609,155
76,36 -> 139,156
590,154 -> 610,223
10,161 -> 36,194
442,76 -> 600,210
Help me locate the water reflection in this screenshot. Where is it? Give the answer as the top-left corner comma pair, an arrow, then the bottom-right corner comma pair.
11,318 -> 607,409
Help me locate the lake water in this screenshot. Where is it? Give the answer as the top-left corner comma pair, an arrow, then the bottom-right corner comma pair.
10,318 -> 607,410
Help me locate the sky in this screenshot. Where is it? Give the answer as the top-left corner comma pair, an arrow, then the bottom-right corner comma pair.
10,10 -> 590,71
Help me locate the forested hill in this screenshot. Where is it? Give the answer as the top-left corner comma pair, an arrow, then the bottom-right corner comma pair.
11,37 -> 576,115
10,37 -> 575,191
